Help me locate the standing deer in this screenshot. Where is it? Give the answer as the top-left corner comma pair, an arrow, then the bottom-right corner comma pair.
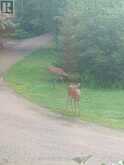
48,66 -> 68,88
67,83 -> 81,115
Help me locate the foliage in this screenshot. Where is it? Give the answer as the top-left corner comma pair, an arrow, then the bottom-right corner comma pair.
59,0 -> 124,88
0,15 -> 15,47
14,0 -> 65,37
5,48 -> 124,129
0,17 -> 14,34
12,27 -> 34,39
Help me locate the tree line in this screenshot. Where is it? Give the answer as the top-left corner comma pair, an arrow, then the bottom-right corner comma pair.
2,0 -> 124,88
59,0 -> 124,88
14,0 -> 65,38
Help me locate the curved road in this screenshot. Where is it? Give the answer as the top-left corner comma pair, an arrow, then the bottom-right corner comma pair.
0,34 -> 124,165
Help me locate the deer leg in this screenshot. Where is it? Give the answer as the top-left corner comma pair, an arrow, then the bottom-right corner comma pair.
72,98 -> 75,113
71,98 -> 74,113
71,98 -> 75,114
75,101 -> 77,116
66,96 -> 69,111
66,96 -> 71,112
77,101 -> 80,116
74,101 -> 79,116
73,100 -> 76,114
66,96 -> 73,113
72,99 -> 76,116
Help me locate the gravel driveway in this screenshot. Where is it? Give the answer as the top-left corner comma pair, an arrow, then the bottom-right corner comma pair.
0,34 -> 124,165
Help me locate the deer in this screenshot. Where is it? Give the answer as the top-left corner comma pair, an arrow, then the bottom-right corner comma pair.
67,83 -> 81,116
48,66 -> 68,88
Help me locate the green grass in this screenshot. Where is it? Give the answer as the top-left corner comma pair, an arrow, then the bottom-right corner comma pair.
5,48 -> 124,129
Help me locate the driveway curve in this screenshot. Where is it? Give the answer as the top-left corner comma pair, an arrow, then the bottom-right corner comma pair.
0,34 -> 124,165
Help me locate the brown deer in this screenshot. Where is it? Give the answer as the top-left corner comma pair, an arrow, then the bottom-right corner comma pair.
48,66 -> 68,87
67,83 -> 81,115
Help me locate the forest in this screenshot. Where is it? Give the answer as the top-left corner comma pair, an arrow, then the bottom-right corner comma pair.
12,0 -> 124,88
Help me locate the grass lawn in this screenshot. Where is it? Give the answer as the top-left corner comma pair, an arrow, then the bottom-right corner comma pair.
5,48 -> 124,129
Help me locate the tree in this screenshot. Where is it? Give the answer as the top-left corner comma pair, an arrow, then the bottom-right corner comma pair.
0,15 -> 15,48
59,0 -> 124,87
59,0 -> 82,73
15,0 -> 65,36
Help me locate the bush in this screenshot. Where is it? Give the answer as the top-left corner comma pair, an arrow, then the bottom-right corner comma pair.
13,28 -> 35,39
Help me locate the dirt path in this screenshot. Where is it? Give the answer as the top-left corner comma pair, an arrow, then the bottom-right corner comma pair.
0,34 -> 124,165
0,34 -> 52,73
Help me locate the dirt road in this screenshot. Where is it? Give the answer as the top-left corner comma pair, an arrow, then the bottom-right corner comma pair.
0,34 -> 124,165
